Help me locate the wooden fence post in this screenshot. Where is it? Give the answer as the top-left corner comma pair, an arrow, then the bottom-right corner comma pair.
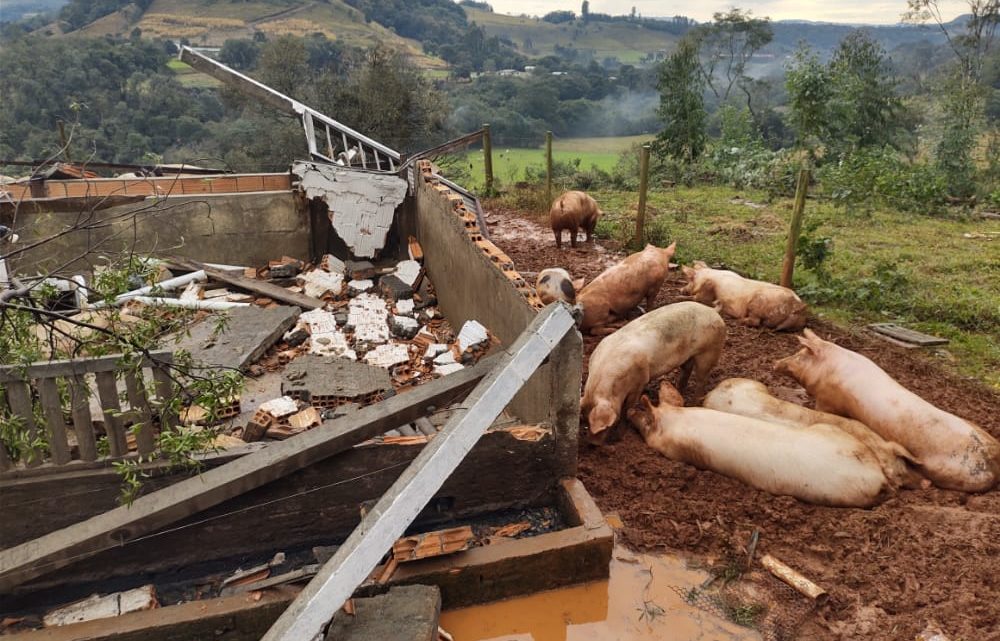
781,169 -> 810,289
482,123 -> 494,196
545,130 -> 553,205
634,144 -> 651,247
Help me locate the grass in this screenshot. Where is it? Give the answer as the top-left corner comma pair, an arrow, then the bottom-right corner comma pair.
465,8 -> 678,62
451,135 -> 649,190
166,59 -> 221,88
485,178 -> 1000,389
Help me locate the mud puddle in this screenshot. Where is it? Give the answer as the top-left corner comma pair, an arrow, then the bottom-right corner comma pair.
438,546 -> 760,641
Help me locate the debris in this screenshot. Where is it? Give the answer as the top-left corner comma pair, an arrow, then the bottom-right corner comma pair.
347,260 -> 377,280
348,294 -> 391,344
221,564 -> 271,590
313,545 -> 340,564
379,274 -> 413,301
456,320 -> 489,352
395,298 -> 415,316
408,236 -> 424,263
376,557 -> 399,585
42,585 -> 158,627
434,363 -> 464,376
212,434 -> 247,449
243,409 -> 274,442
126,296 -> 250,311
500,425 -> 549,441
347,279 -> 374,296
393,526 -> 474,563
166,305 -> 300,371
325,586 -> 442,641
269,259 -> 301,279
395,260 -> 423,288
266,424 -> 306,440
180,397 -> 240,426
322,254 -> 346,274
259,396 -> 299,418
381,435 -> 429,446
390,315 -> 420,339
169,258 -> 327,310
282,355 -> 393,406
284,326 -> 309,347
342,599 -> 355,616
300,269 -> 344,298
433,351 -> 457,366
299,309 -> 356,359
491,522 -> 531,538
438,627 -> 454,641
424,344 -> 449,360
288,407 -> 322,430
179,281 -> 202,302
760,554 -> 827,603
221,565 -> 319,596
365,344 -> 411,369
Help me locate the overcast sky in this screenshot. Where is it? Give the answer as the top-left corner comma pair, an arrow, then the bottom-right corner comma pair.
481,0 -> 970,25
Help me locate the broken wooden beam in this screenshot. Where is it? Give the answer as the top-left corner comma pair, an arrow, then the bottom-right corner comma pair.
166,257 -> 326,310
261,303 -> 576,641
392,526 -> 474,563
0,354 -> 501,592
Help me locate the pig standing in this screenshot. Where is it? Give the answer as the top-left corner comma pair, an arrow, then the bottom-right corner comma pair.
629,382 -> 893,508
581,301 -> 724,440
775,329 -> 1000,492
681,261 -> 807,331
704,378 -> 922,489
578,242 -> 676,333
535,268 -> 584,305
550,190 -> 600,249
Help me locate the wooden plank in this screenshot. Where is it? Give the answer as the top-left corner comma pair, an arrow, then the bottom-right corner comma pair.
150,364 -> 176,434
0,354 -> 499,592
35,378 -> 68,466
392,526 -> 473,562
868,323 -> 949,347
124,371 -> 156,456
94,372 -> 126,457
0,351 -> 173,384
6,381 -> 46,467
168,257 -> 325,310
69,375 -> 97,462
262,304 -> 575,641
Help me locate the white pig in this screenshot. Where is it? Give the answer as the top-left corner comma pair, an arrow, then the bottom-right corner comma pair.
704,378 -> 922,489
629,382 -> 893,508
581,301 -> 725,440
681,261 -> 807,331
535,268 -> 585,306
774,329 -> 1000,492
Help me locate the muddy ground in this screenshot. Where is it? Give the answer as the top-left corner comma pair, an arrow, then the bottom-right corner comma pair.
485,206 -> 1000,641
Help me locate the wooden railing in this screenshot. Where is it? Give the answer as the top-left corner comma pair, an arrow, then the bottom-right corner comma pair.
0,351 -> 175,472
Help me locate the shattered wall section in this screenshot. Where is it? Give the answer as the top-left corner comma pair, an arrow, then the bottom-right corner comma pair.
293,162 -> 408,259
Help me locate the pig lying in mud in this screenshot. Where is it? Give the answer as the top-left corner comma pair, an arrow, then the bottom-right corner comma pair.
581,301 -> 724,440
550,190 -> 600,249
535,268 -> 584,305
775,329 -> 1000,492
577,242 -> 676,333
681,261 -> 807,331
704,378 -> 922,489
629,382 -> 893,508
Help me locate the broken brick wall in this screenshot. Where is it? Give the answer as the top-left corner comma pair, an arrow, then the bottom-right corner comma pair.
413,160 -> 582,477
7,191 -> 310,275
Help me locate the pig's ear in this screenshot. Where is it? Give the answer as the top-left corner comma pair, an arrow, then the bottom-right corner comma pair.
795,332 -> 821,354
658,381 -> 684,406
641,394 -> 656,411
572,278 -> 585,291
665,241 -> 677,253
681,265 -> 696,279
803,328 -> 820,341
693,260 -> 707,270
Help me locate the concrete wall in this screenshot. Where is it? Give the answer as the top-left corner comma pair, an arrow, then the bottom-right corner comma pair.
5,191 -> 309,276
413,161 -> 582,477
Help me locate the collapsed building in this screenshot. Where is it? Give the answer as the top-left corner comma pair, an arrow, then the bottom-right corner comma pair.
0,49 -> 608,640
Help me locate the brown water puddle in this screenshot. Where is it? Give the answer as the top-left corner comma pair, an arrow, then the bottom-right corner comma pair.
439,546 -> 761,641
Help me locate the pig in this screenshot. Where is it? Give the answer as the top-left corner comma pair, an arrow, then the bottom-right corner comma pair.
550,190 -> 600,249
535,268 -> 584,305
628,381 -> 893,508
577,242 -> 676,333
681,261 -> 808,331
704,378 -> 922,489
774,329 -> 1000,492
581,301 -> 725,440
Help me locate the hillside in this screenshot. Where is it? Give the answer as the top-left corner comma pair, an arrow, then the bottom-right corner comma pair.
464,8 -> 681,64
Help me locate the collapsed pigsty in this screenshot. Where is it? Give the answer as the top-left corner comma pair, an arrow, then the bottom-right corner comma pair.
775,329 -> 1000,493
581,301 -> 724,440
629,382 -> 893,508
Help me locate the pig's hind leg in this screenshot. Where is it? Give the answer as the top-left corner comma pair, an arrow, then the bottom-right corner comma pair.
689,344 -> 723,397
676,359 -> 695,395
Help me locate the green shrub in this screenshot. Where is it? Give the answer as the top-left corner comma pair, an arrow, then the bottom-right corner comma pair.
818,147 -> 948,215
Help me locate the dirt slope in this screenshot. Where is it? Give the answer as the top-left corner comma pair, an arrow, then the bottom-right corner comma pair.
486,205 -> 1000,641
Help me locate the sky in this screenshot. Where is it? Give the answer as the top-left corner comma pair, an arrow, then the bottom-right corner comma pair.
480,0 -> 971,25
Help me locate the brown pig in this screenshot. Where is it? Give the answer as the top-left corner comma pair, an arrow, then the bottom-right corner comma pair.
534,268 -> 585,305
629,382 -> 893,508
774,329 -> 1000,492
577,242 -> 676,333
704,378 -> 922,489
681,261 -> 808,331
550,190 -> 600,249
581,301 -> 724,440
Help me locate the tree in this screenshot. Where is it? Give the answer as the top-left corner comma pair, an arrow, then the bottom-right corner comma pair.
827,30 -> 905,149
691,8 -> 773,109
542,10 -> 575,24
654,38 -> 706,162
785,43 -> 832,152
581,0 -> 590,23
219,39 -> 259,71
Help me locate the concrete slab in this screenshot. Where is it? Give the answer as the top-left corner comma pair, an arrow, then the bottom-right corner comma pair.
165,306 -> 299,372
281,355 -> 392,405
325,585 -> 441,641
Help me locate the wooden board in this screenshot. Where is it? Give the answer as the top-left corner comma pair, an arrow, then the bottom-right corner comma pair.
167,258 -> 325,311
392,526 -> 474,563
0,355 -> 499,593
868,323 -> 949,347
